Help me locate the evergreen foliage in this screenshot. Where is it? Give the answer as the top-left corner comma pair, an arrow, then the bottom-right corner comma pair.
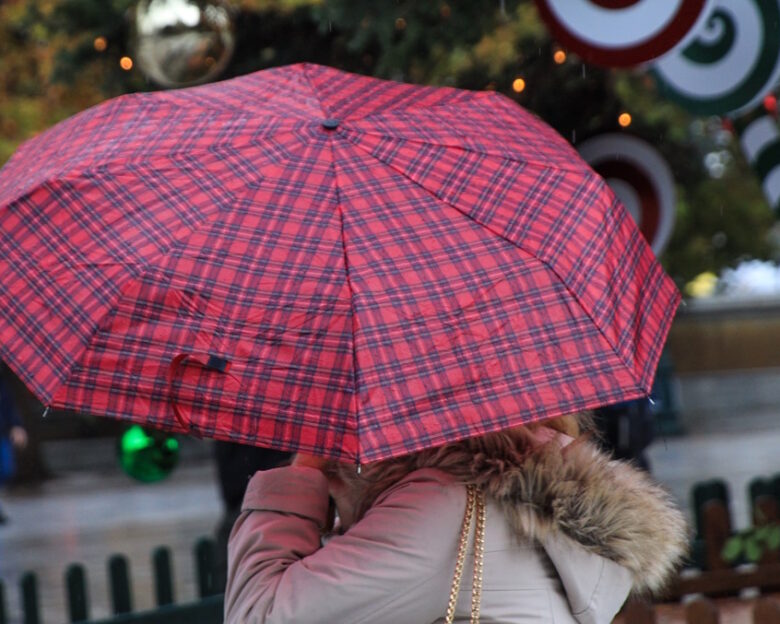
0,0 -> 775,283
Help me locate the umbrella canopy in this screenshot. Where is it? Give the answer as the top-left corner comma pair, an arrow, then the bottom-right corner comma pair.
0,63 -> 679,463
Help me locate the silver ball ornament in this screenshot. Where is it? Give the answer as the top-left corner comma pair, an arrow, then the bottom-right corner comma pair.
132,0 -> 235,89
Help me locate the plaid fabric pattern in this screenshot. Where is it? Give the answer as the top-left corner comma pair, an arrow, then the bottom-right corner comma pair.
0,64 -> 679,462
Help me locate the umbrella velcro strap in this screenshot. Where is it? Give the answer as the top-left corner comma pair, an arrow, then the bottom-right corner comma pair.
205,354 -> 231,373
168,352 -> 241,437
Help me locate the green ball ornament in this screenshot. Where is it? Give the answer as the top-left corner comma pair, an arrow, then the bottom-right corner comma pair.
118,425 -> 180,483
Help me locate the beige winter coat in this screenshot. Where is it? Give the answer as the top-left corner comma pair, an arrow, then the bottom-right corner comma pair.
225,438 -> 687,623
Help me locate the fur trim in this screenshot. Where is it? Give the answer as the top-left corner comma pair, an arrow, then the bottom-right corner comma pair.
470,437 -> 689,593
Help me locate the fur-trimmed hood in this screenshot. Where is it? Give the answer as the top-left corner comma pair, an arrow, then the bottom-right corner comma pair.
469,435 -> 689,594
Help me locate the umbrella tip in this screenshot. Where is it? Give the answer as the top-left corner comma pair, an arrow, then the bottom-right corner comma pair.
321,119 -> 340,130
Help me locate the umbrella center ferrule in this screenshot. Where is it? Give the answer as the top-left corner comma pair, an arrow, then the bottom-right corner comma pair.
321,118 -> 340,130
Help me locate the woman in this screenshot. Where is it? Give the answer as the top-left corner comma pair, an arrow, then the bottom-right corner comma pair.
225,414 -> 687,623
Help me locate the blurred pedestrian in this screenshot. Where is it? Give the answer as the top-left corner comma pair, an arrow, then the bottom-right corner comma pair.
224,413 -> 687,623
593,398 -> 656,471
0,371 -> 27,524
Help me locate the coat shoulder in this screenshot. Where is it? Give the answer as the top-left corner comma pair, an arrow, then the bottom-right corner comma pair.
474,438 -> 689,593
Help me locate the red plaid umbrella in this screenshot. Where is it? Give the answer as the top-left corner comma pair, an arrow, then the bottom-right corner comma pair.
0,64 -> 679,463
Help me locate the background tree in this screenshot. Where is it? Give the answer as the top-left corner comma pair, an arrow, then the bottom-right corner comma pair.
0,0 -> 776,287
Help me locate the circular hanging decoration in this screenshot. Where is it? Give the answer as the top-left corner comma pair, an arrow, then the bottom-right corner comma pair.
652,0 -> 780,116
735,114 -> 780,213
117,424 -> 180,483
578,134 -> 676,256
132,0 -> 236,89
534,0 -> 712,67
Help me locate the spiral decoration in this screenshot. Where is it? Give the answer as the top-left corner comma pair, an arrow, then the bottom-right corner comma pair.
577,134 -> 676,256
534,0 -> 780,217
735,113 -> 780,212
652,0 -> 780,115
534,0 -> 712,67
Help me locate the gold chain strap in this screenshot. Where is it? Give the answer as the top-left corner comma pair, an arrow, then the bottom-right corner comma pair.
445,485 -> 486,624
471,488 -> 486,622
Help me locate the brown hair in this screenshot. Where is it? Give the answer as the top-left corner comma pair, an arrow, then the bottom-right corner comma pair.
329,413 -> 591,523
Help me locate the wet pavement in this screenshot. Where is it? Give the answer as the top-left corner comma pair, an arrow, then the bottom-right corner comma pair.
0,415 -> 779,623
649,424 -> 780,531
0,462 -> 222,623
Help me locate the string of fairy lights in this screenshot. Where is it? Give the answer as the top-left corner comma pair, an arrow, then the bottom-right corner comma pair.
91,8 -> 635,129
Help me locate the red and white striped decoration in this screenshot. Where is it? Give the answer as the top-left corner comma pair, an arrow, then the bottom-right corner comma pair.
578,134 -> 676,256
534,0 -> 712,67
737,114 -> 780,212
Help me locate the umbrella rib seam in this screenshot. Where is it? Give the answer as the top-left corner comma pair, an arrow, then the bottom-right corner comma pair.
342,128 -> 587,175
2,125 -> 304,212
331,165 -> 362,466
43,161 -> 294,409
301,64 -> 362,465
344,140 -> 647,395
341,91 -> 585,174
46,201 -> 237,407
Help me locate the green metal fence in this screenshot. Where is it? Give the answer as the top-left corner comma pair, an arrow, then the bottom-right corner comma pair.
0,537 -> 223,624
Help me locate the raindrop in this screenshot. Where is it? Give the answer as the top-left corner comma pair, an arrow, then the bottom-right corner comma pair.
581,65 -> 586,78
500,0 -> 506,17
704,152 -> 727,178
571,129 -> 576,143
328,20 -> 332,32
710,162 -> 725,178
705,116 -> 722,137
716,130 -> 732,147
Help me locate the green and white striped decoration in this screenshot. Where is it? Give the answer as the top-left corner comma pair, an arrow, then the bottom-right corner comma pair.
735,111 -> 780,213
652,0 -> 780,116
